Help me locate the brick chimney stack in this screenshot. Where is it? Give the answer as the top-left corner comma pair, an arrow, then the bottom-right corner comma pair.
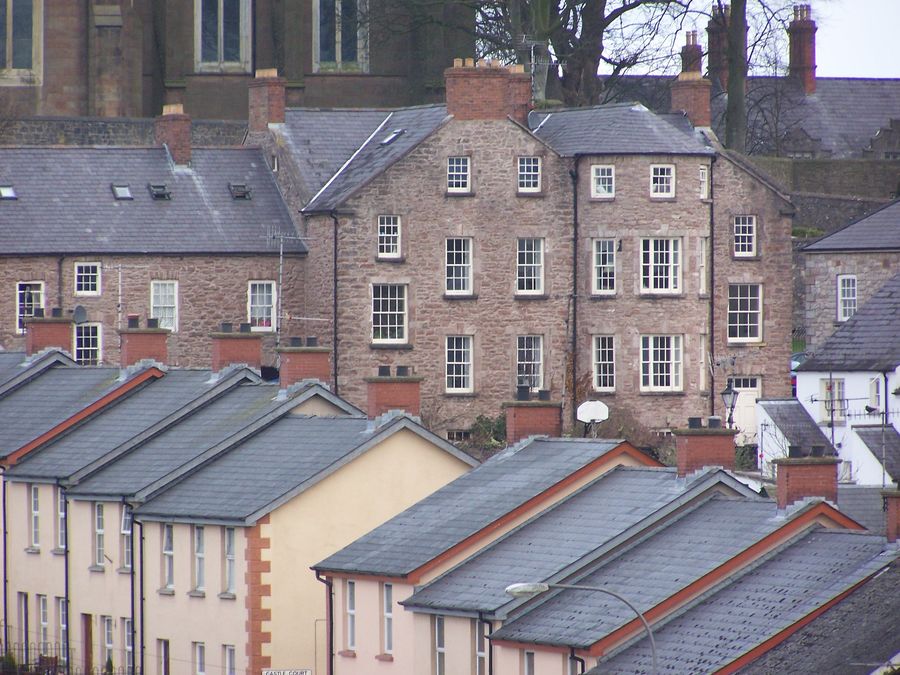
670,30 -> 712,127
119,316 -> 169,366
883,489 -> 900,543
503,397 -> 562,445
210,323 -> 263,372
772,456 -> 840,509
706,3 -> 730,90
154,103 -> 192,166
248,68 -> 287,133
25,309 -> 73,356
444,59 -> 533,126
365,366 -> 422,418
674,420 -> 737,477
277,337 -> 332,388
788,4 -> 817,94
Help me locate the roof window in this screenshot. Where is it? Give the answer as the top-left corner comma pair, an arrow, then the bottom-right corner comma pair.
380,129 -> 406,146
148,183 -> 171,200
229,183 -> 252,200
111,184 -> 133,200
0,185 -> 17,200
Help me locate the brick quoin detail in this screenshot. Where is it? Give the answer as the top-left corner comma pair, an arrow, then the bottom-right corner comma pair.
505,403 -> 562,444
249,69 -> 286,133
246,515 -> 272,674
773,458 -> 839,508
366,378 -> 422,418
674,429 -> 737,476
119,330 -> 168,366
883,491 -> 900,543
211,334 -> 263,371
278,348 -> 332,387
25,319 -> 73,355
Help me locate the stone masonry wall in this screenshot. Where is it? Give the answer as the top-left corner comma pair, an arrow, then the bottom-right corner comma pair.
0,254 -> 305,369
0,117 -> 247,147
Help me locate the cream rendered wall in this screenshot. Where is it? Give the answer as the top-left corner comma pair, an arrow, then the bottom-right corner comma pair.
494,643 -> 575,675
267,428 -> 472,674
140,520 -> 248,675
288,397 -> 348,417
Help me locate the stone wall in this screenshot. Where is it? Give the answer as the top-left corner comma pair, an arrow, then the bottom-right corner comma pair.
0,117 -> 246,147
751,157 -> 900,201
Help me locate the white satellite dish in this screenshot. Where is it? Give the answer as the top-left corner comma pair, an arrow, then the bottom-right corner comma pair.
577,400 -> 609,424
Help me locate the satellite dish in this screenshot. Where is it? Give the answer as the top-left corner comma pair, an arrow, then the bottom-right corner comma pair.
577,400 -> 609,424
73,305 -> 88,324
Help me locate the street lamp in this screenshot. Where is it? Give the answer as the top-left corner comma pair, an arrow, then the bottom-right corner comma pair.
505,582 -> 658,675
720,381 -> 738,429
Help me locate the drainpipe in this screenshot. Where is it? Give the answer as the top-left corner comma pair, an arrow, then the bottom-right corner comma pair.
708,156 -> 717,416
569,158 -> 580,427
315,571 -> 334,675
137,518 -> 146,675
569,647 -> 585,673
477,614 -> 494,675
329,212 -> 340,396
127,502 -> 136,675
56,256 -> 65,310
2,472 -> 7,651
62,487 -> 70,674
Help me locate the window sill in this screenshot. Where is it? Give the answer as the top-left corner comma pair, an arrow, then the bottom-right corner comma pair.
649,195 -> 676,201
589,293 -> 616,300
443,293 -> 477,301
88,564 -> 105,573
188,589 -> 206,598
218,592 -> 236,600
376,256 -> 406,264
338,650 -> 357,658
589,195 -> 615,202
445,391 -> 477,398
51,547 -> 66,556
445,191 -> 475,198
158,587 -> 175,596
638,292 -> 683,298
727,341 -> 766,348
514,293 -> 548,301
732,255 -> 761,261
592,390 -> 616,395
24,546 -> 40,555
516,191 -> 544,198
370,343 -> 413,350
116,566 -> 132,575
375,653 -> 394,662
639,390 -> 685,396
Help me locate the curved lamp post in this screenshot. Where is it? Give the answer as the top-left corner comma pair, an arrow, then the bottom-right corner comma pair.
720,381 -> 738,429
505,582 -> 658,675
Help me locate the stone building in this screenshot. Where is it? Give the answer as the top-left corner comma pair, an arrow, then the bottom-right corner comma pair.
0,0 -> 472,120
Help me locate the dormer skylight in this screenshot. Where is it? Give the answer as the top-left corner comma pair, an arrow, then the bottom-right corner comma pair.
112,184 -> 133,200
0,185 -> 16,200
229,183 -> 252,200
148,183 -> 171,200
380,129 -> 406,146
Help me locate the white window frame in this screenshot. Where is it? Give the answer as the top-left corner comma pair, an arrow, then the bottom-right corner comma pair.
474,620 -> 487,675
524,650 -> 536,675
516,237 -> 544,295
869,376 -> 882,410
102,615 -> 114,667
698,237 -> 709,295
371,284 -> 407,344
590,164 -> 615,199
37,594 -> 48,655
150,280 -> 178,331
223,645 -> 236,675
193,526 -> 205,591
16,281 -> 44,333
820,377 -> 847,423
377,215 -> 401,259
445,335 -> 473,393
193,0 -> 252,73
56,487 -> 66,550
699,165 -> 709,199
120,505 -> 133,570
193,641 -> 206,675
650,164 -> 675,197
727,283 -> 763,343
445,237 -> 473,295
447,156 -> 471,193
516,335 -> 543,392
837,274 -> 857,322
733,215 -> 757,257
345,580 -> 356,650
74,262 -> 101,296
592,238 -> 615,295
593,335 -> 615,392
223,527 -> 235,594
94,502 -> 105,567
517,156 -> 541,193
0,0 -> 43,84
434,615 -> 446,675
640,334 -> 683,392
640,237 -> 681,294
382,582 -> 393,654
247,281 -> 276,332
313,0 -> 368,72
74,323 -> 102,365
30,484 -> 39,548
123,618 -> 134,675
57,597 -> 68,663
162,523 -> 174,589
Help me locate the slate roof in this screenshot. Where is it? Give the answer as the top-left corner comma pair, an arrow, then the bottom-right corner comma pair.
800,273 -> 900,371
529,103 -> 714,156
0,352 -> 27,383
313,438 -> 628,577
837,485 -> 889,535
490,497 -> 786,647
0,147 -> 304,254
403,467 -> 723,614
758,399 -> 836,455
854,425 -> 900,483
5,369 -> 224,481
301,105 -> 450,212
595,530 -> 895,673
804,199 -> 900,252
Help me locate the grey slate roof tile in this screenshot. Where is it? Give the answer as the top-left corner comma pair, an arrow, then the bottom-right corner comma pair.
0,352 -> 27,384
799,272 -> 900,371
854,425 -> 900,482
804,198 -> 900,252
758,399 -> 836,455
596,530 -> 894,674
837,485 -> 889,534
314,438 -> 626,577
0,147 -> 304,254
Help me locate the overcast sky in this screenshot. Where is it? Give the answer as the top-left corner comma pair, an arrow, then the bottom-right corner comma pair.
814,0 -> 900,77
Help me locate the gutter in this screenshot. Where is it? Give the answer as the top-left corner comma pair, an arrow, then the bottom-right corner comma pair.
570,158 -> 580,429
709,155 -> 717,416
2,471 -> 7,651
330,211 -> 340,395
569,647 -> 585,673
62,485 -> 71,674
315,571 -> 334,675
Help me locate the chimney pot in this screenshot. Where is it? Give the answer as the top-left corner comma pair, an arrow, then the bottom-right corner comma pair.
220,322 -> 233,333
51,307 -> 62,318
707,416 -> 722,429
146,318 -> 159,330
377,365 -> 391,377
289,336 -> 303,348
127,315 -> 140,329
396,365 -> 411,377
688,416 -> 703,429
239,322 -> 252,334
33,307 -> 44,319
305,336 -> 318,347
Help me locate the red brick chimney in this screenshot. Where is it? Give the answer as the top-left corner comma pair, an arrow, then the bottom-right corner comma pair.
210,323 -> 262,372
25,309 -> 73,356
788,3 -> 817,94
277,337 -> 332,388
154,103 -> 192,166
365,366 -> 422,418
119,316 -> 169,366
670,30 -> 712,127
445,58 -> 532,125
772,456 -> 840,509
706,3 -> 730,90
674,421 -> 737,477
883,489 -> 900,543
503,399 -> 562,445
248,68 -> 287,133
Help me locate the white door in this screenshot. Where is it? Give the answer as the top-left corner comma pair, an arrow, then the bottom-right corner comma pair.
729,377 -> 761,445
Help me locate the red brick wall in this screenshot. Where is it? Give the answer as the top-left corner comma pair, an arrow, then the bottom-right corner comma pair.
119,330 -> 169,366
884,491 -> 900,543
773,458 -> 839,508
675,429 -> 737,476
445,63 -> 531,124
670,77 -> 711,127
505,402 -> 563,444
278,348 -> 332,387
25,319 -> 73,355
211,334 -> 263,371
245,516 -> 272,674
788,5 -> 817,95
249,73 -> 287,133
366,378 -> 422,417
154,110 -> 192,165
